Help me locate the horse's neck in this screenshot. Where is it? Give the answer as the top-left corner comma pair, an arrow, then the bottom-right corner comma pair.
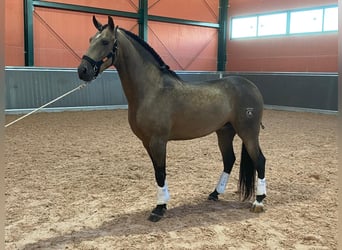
114,31 -> 162,107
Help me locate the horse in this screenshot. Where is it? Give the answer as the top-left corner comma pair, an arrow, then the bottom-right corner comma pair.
78,16 -> 267,222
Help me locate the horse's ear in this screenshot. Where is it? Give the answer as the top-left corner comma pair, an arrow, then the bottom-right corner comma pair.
92,15 -> 102,31
108,16 -> 115,31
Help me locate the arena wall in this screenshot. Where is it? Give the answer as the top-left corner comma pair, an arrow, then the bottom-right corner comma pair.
5,68 -> 337,113
5,0 -> 338,72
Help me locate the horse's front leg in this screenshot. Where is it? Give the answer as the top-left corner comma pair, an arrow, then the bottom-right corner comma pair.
143,137 -> 169,222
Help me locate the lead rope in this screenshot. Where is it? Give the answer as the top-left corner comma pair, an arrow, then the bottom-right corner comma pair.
5,82 -> 88,128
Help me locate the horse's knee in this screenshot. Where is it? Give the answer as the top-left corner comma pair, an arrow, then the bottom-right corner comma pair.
154,169 -> 166,187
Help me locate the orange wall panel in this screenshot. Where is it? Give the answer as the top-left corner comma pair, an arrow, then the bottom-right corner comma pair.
148,22 -> 217,71
5,0 -> 24,66
40,0 -> 139,13
31,1 -> 219,70
228,0 -> 337,16
5,0 -> 337,72
227,0 -> 338,72
149,0 -> 218,23
5,0 -> 219,70
228,34 -> 338,72
33,9 -> 138,67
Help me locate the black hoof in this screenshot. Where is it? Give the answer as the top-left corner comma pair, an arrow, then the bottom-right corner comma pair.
148,204 -> 167,222
208,190 -> 219,201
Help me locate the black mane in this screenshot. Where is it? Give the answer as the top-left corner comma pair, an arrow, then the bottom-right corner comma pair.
120,28 -> 180,79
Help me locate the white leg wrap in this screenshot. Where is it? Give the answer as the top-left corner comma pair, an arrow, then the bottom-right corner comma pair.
216,172 -> 230,194
156,182 -> 170,205
256,178 -> 267,196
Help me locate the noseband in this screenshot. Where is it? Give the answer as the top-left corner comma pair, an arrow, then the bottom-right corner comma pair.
82,38 -> 118,79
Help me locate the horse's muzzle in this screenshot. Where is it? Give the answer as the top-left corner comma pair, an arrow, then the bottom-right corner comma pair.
77,61 -> 95,82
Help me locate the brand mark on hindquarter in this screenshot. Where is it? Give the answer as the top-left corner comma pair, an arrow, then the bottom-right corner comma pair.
246,108 -> 254,118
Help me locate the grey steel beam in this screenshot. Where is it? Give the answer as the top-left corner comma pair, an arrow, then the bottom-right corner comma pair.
217,0 -> 228,71
32,1 -> 219,29
149,15 -> 219,28
139,0 -> 148,41
24,0 -> 34,66
32,1 -> 139,19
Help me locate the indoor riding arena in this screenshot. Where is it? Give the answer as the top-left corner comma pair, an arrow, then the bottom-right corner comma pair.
4,1 -> 338,249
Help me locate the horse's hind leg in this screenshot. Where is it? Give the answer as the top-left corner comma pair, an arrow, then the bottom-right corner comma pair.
253,149 -> 266,212
240,138 -> 267,213
208,123 -> 236,201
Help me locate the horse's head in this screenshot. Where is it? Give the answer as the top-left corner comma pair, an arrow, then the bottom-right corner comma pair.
78,16 -> 118,81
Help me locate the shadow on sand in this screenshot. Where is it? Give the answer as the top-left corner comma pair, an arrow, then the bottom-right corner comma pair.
22,197 -> 259,249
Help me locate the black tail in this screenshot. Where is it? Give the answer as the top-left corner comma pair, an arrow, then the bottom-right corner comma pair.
239,143 -> 256,201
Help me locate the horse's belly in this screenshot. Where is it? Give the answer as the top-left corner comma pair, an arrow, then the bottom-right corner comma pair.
170,128 -> 218,140
169,113 -> 229,140
168,91 -> 233,140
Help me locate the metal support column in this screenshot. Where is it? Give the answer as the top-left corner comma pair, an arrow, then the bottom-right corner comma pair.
217,0 -> 228,71
24,0 -> 34,66
139,0 -> 148,41
32,1 -> 139,18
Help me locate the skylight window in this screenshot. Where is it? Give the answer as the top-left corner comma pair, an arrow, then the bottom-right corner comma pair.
324,7 -> 338,31
230,5 -> 337,40
289,9 -> 323,34
258,13 -> 287,36
231,16 -> 257,38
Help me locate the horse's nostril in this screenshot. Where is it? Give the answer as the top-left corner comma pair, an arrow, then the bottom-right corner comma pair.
78,65 -> 88,80
78,64 -> 93,81
78,66 -> 87,75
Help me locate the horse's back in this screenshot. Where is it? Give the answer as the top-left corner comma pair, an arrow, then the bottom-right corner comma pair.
222,76 -> 263,105
167,74 -> 264,121
160,75 -> 263,140
188,75 -> 263,109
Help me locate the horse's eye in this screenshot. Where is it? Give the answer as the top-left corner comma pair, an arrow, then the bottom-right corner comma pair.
102,40 -> 109,46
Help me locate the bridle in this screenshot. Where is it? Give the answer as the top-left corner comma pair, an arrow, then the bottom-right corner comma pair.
82,26 -> 119,79
82,39 -> 118,78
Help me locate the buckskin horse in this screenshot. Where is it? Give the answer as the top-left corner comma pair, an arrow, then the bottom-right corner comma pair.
78,16 -> 267,222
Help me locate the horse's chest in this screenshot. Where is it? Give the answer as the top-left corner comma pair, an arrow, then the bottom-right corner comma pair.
128,106 -> 171,140
127,110 -> 144,139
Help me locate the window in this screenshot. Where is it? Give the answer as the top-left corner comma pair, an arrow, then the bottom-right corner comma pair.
290,9 -> 323,34
230,5 -> 338,39
258,13 -> 287,36
231,17 -> 257,38
324,7 -> 338,31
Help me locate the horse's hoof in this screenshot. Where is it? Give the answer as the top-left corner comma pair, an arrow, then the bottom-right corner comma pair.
250,200 -> 264,213
148,213 -> 163,222
148,204 -> 167,222
208,190 -> 219,201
